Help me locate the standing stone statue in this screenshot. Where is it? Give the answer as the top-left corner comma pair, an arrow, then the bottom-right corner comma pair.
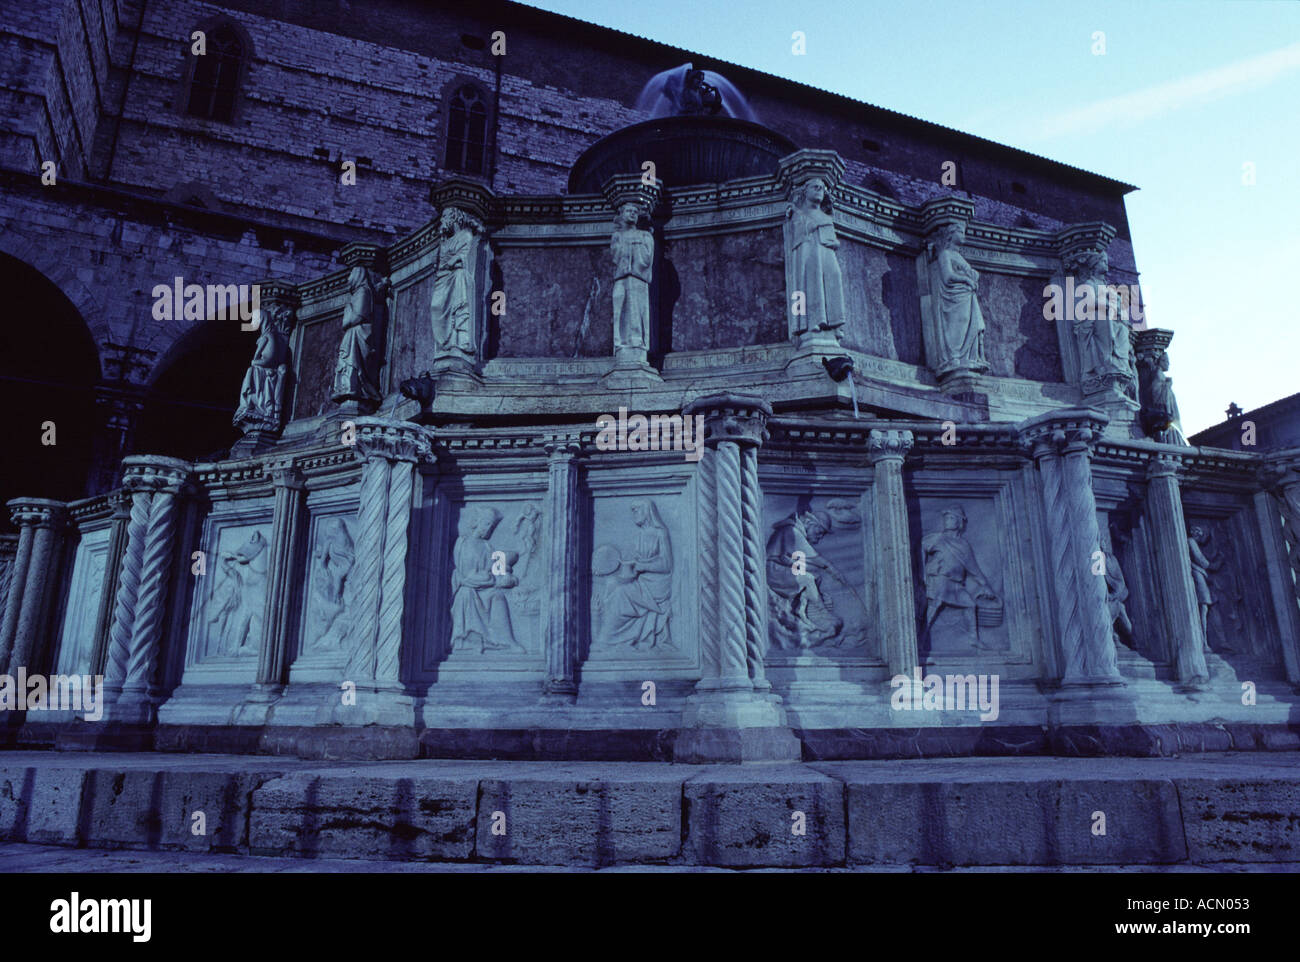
922,223 -> 988,379
333,266 -> 388,406
1104,530 -> 1135,649
1066,248 -> 1137,402
610,202 -> 654,360
784,178 -> 845,340
431,207 -> 487,372
1137,346 -> 1187,444
1187,524 -> 1220,649
233,304 -> 293,434
922,505 -> 1000,650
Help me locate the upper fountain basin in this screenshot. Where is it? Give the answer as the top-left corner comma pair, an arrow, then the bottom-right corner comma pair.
568,116 -> 798,195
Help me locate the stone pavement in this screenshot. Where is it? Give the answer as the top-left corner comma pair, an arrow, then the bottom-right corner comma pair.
1,751 -> 1297,869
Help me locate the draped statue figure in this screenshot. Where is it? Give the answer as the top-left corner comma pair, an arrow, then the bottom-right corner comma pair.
333,266 -> 388,405
431,207 -> 487,370
784,177 -> 845,340
233,304 -> 293,434
921,222 -> 988,378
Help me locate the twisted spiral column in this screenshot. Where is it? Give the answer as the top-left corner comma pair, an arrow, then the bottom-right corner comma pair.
344,418 -> 430,689
103,489 -> 152,692
682,393 -> 773,691
122,487 -> 180,693
714,440 -> 748,683
374,460 -> 416,684
695,439 -> 720,678
739,445 -> 768,687
344,455 -> 391,682
1018,410 -> 1122,687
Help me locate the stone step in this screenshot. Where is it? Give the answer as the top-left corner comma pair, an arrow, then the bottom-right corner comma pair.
1,751 -> 1296,868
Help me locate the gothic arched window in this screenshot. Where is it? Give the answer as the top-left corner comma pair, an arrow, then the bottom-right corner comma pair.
186,23 -> 245,122
445,85 -> 488,175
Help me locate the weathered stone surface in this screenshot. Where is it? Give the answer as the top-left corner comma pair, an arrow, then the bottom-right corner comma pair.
79,768 -> 272,851
249,773 -> 477,860
683,766 -> 845,867
832,770 -> 1184,866
1177,778 -> 1300,862
476,770 -> 684,865
0,765 -> 86,844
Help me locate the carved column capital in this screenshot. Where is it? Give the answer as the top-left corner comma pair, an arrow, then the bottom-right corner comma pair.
121,455 -> 194,496
1146,454 -> 1185,483
543,432 -> 584,461
683,393 -> 772,449
6,498 -> 67,531
351,418 -> 432,465
1016,408 -> 1109,461
265,458 -> 307,490
107,489 -> 134,519
867,428 -> 914,465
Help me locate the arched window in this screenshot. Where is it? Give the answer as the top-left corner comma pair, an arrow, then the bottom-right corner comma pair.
186,23 -> 244,122
445,84 -> 488,175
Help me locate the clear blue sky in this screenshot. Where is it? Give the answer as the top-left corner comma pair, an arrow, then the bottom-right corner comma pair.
524,0 -> 1299,434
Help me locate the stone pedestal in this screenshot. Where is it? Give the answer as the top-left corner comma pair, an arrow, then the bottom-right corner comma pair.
1145,457 -> 1210,688
677,394 -> 800,763
101,457 -> 193,725
868,429 -> 919,676
328,418 -> 430,727
540,434 -> 582,703
1018,410 -> 1125,689
0,499 -> 67,678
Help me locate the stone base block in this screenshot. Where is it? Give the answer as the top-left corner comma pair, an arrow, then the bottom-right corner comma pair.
54,723 -> 156,753
1178,778 -> 1300,862
80,768 -> 272,851
0,764 -> 87,844
250,774 -> 477,860
683,766 -> 845,867
825,764 -> 1186,866
476,770 -> 684,865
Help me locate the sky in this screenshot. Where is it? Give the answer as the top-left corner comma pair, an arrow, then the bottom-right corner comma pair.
524,0 -> 1299,434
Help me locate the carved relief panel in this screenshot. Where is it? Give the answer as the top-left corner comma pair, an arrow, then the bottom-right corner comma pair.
55,526 -> 110,676
186,513 -> 273,682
